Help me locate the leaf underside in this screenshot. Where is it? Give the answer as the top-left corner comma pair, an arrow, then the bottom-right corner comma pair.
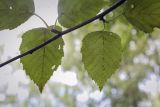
81,31 -> 122,90
0,0 -> 35,30
124,0 -> 160,33
20,27 -> 64,92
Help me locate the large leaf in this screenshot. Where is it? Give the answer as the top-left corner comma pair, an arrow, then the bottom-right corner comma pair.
0,0 -> 35,30
58,0 -> 106,28
81,31 -> 122,90
124,0 -> 160,33
20,27 -> 64,92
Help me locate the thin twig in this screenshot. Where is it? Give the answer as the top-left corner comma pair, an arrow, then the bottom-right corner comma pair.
34,13 -> 49,28
0,0 -> 126,68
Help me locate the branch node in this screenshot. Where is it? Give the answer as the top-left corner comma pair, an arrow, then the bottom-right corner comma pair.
30,51 -> 33,54
51,29 -> 61,34
99,16 -> 106,23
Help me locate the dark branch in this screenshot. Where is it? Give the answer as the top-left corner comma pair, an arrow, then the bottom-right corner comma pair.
99,17 -> 106,23
51,29 -> 61,34
0,0 -> 126,68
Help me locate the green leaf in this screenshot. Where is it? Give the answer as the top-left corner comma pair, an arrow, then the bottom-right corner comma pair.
81,31 -> 122,90
58,0 -> 106,28
0,0 -> 35,30
124,0 -> 160,33
20,27 -> 64,92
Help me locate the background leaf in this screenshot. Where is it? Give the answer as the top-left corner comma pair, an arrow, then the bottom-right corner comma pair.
20,27 -> 64,92
58,0 -> 106,28
81,31 -> 122,90
124,0 -> 160,33
0,0 -> 35,30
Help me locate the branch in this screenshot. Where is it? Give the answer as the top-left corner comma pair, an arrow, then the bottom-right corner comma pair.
0,0 -> 126,68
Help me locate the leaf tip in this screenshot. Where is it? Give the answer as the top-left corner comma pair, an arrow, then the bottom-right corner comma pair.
39,86 -> 44,93
98,85 -> 104,91
37,84 -> 45,93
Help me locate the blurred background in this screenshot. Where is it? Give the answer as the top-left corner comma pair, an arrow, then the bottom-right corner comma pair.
0,0 -> 160,107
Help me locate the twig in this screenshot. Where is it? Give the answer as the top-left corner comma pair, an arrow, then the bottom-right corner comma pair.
34,13 -> 49,28
0,0 -> 126,68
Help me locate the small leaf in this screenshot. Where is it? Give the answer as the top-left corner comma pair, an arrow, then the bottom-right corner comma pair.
124,0 -> 160,32
20,27 -> 64,92
81,31 -> 122,90
0,0 -> 35,30
58,0 -> 106,28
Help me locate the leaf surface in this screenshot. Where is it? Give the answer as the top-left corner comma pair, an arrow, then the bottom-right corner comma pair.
20,27 -> 64,92
0,0 -> 35,30
124,0 -> 160,32
81,31 -> 122,90
58,0 -> 106,28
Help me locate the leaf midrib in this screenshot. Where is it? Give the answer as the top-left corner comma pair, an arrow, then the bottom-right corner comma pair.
41,30 -> 47,82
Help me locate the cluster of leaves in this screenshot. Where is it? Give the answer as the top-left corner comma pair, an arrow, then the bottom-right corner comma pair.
0,0 -> 160,92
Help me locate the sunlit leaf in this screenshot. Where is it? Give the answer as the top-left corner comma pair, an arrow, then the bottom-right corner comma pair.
20,27 -> 64,92
81,31 -> 122,90
124,0 -> 160,32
